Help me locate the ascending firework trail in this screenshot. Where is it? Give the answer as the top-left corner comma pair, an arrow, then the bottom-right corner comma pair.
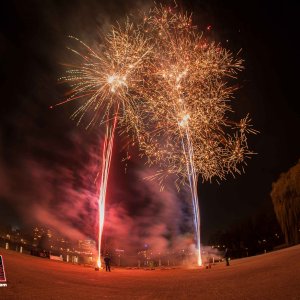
96,109 -> 118,268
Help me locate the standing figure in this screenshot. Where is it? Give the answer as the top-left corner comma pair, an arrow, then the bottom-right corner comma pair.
224,248 -> 230,266
104,255 -> 111,272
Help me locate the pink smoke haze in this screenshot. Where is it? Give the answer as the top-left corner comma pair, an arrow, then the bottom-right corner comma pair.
0,129 -> 199,256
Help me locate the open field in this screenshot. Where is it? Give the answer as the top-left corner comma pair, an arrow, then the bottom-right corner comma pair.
1,245 -> 300,300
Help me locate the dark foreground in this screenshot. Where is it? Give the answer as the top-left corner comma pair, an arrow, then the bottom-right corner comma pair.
1,245 -> 300,300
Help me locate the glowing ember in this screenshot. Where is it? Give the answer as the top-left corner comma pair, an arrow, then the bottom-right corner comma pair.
178,114 -> 190,127
96,257 -> 101,269
107,74 -> 127,93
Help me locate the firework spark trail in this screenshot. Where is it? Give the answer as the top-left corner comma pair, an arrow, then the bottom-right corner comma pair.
177,96 -> 202,265
181,127 -> 202,265
97,110 -> 118,268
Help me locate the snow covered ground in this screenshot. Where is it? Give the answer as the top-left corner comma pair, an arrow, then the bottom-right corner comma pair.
1,245 -> 299,299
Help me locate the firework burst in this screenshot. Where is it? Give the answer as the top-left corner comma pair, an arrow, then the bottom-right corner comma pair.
59,4 -> 257,268
130,5 -> 257,265
58,21 -> 151,128
59,20 -> 151,268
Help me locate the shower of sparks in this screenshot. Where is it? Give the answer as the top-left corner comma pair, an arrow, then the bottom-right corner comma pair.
130,5 -> 258,266
59,21 -> 151,268
57,20 -> 151,128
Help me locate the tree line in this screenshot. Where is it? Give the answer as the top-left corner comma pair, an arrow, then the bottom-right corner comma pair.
208,158 -> 300,257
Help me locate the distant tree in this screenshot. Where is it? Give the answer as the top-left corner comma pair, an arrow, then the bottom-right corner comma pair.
208,205 -> 284,258
271,159 -> 300,245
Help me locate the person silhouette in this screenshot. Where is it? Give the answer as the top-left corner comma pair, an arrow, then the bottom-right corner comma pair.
104,255 -> 111,272
224,248 -> 230,266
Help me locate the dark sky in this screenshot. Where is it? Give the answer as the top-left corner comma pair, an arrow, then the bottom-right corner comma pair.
0,0 -> 299,246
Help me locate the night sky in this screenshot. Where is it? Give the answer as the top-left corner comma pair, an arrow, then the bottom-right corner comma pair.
0,0 -> 299,247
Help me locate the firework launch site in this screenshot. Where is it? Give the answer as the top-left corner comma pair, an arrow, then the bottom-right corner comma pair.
1,245 -> 299,300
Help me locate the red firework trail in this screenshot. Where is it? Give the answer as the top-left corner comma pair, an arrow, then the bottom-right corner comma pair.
97,109 -> 118,268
